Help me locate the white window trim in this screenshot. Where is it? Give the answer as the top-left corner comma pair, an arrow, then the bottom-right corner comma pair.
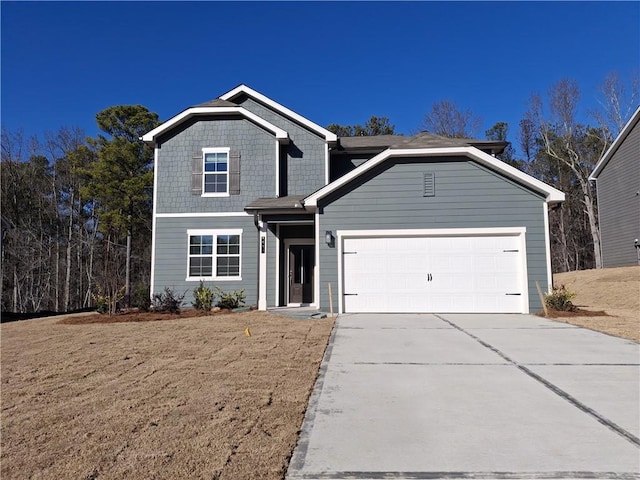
186,228 -> 242,281
202,147 -> 230,197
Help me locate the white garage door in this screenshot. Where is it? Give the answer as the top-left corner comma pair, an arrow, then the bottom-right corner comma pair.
342,233 -> 526,313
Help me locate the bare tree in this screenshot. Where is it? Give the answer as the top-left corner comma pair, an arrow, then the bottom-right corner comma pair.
421,100 -> 481,138
526,79 -> 606,269
594,71 -> 639,135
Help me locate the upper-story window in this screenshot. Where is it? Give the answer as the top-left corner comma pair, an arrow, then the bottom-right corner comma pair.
192,148 -> 240,197
203,148 -> 230,196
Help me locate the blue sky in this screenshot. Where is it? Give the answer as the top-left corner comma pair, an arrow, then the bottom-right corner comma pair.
2,1 -> 639,149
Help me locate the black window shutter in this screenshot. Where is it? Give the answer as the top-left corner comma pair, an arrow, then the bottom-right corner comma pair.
229,151 -> 241,195
423,172 -> 435,197
192,151 -> 203,195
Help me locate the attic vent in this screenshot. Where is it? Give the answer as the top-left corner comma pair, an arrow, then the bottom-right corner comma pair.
423,173 -> 435,197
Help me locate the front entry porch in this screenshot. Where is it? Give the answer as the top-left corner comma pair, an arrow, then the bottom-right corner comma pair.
245,197 -> 319,311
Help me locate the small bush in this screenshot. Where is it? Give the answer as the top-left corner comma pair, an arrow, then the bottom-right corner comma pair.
215,287 -> 246,310
92,286 -> 124,315
133,284 -> 151,312
545,285 -> 576,312
193,281 -> 214,311
151,288 -> 186,314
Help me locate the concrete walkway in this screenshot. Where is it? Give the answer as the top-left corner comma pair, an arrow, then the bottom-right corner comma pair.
287,314 -> 640,480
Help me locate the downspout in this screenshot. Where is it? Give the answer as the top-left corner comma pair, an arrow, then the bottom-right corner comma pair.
253,211 -> 260,308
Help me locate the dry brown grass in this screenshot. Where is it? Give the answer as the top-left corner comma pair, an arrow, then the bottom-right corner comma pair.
1,311 -> 334,479
552,265 -> 639,342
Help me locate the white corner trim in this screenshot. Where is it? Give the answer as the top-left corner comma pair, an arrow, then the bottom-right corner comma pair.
337,225 -> 344,315
258,222 -> 267,311
518,231 -> 530,314
304,147 -> 565,206
314,211 -> 321,312
220,84 -> 338,142
156,212 -> 250,218
590,105 -> 640,180
150,147 -> 159,296
275,224 -> 280,307
141,106 -> 289,145
324,143 -> 330,185
543,203 -> 552,292
275,140 -> 280,196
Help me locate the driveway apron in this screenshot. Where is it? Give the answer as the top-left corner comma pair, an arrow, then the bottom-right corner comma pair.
287,314 -> 640,480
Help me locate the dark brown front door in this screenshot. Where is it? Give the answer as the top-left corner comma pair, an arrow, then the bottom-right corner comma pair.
289,245 -> 314,304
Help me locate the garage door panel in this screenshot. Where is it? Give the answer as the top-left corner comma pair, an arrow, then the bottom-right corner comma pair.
342,233 -> 525,313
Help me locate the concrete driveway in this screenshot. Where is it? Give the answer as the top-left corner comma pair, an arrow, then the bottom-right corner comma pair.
287,314 -> 640,480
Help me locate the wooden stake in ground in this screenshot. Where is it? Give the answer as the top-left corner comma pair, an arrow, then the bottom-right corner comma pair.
536,281 -> 549,317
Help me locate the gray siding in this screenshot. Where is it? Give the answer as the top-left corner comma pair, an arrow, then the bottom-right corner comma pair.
330,155 -> 371,181
317,157 -> 549,312
153,215 -> 260,306
156,117 -> 276,214
597,121 -> 640,267
235,96 -> 327,195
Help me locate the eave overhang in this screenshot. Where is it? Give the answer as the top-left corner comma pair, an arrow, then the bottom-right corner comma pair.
304,146 -> 565,207
140,106 -> 289,147
590,105 -> 640,180
244,196 -> 312,215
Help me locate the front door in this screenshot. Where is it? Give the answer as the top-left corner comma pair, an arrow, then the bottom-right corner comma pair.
289,245 -> 314,304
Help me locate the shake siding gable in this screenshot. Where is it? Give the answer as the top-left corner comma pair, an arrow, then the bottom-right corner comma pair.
155,117 -> 276,214
316,157 -> 548,312
597,121 -> 640,267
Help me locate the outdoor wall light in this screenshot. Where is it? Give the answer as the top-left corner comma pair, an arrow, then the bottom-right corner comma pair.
325,231 -> 334,247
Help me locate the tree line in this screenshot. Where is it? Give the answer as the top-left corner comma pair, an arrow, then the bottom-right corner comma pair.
1,106 -> 160,314
2,72 -> 637,313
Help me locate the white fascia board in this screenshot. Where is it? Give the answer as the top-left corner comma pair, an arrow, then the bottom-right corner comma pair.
304,147 -> 565,206
589,105 -> 640,180
141,106 -> 289,145
220,84 -> 338,143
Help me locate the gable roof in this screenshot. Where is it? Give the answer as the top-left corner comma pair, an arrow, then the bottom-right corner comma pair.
141,106 -> 289,146
304,146 -> 565,206
590,105 -> 640,180
220,85 -> 338,143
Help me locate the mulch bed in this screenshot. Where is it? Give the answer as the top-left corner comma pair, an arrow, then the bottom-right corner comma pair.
58,309 -> 232,324
542,307 -> 610,318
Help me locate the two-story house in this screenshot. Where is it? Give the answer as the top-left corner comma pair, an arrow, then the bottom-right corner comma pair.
142,85 -> 564,314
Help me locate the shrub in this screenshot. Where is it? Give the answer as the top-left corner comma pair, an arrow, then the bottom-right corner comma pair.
545,285 -> 576,312
151,288 -> 186,314
193,281 -> 214,311
215,287 -> 246,310
92,286 -> 125,315
133,284 -> 151,312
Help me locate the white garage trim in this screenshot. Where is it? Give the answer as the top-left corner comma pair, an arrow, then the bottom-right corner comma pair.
337,227 -> 529,314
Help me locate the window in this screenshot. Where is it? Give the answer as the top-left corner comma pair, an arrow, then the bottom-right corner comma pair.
187,229 -> 242,280
203,148 -> 229,196
192,148 -> 240,196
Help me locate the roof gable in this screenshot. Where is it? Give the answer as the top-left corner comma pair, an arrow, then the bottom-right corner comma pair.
590,105 -> 640,180
304,146 -> 565,206
141,106 -> 289,146
220,85 -> 338,143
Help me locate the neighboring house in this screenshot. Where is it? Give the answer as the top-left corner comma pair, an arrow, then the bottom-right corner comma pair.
590,106 -> 640,268
142,85 -> 564,314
